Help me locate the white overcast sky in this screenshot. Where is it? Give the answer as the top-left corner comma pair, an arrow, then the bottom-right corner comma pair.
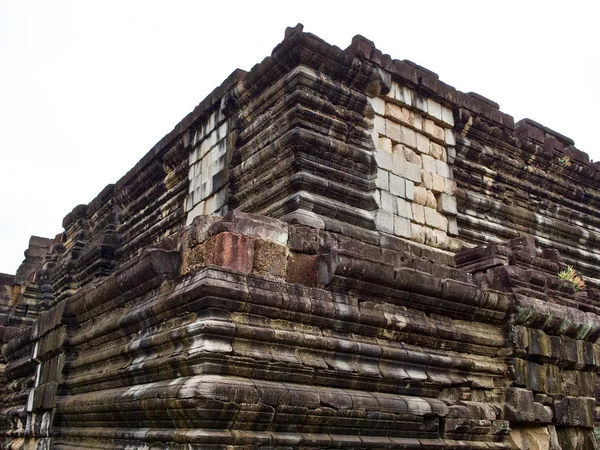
1,1 -> 598,274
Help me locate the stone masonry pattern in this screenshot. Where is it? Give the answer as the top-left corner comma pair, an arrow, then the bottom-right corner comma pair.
1,24 -> 600,450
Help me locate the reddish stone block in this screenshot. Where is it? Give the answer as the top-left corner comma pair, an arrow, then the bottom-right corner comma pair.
205,232 -> 254,273
286,253 -> 319,287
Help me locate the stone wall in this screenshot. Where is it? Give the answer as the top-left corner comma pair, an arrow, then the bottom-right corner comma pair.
1,24 -> 600,450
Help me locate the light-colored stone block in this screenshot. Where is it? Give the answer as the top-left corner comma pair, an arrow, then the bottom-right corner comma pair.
381,190 -> 397,213
426,190 -> 437,209
376,149 -> 393,171
392,155 -> 421,183
371,96 -> 385,115
421,169 -> 433,190
436,160 -> 451,178
447,237 -> 462,252
445,128 -> 456,146
411,223 -> 426,244
414,93 -> 427,113
402,125 -> 417,149
424,119 -> 445,142
422,154 -> 437,174
376,169 -> 389,190
205,194 -> 218,215
430,142 -> 446,160
412,112 -> 422,131
385,83 -> 398,101
437,193 -> 457,215
405,147 -> 422,167
386,119 -> 403,143
448,216 -> 458,236
405,180 -> 415,201
432,173 -> 445,194
394,216 -> 412,238
397,198 -> 413,219
375,210 -> 394,234
186,201 -> 205,224
444,179 -> 457,195
413,186 -> 428,206
374,115 -> 386,135
427,98 -> 442,121
447,146 -> 456,164
424,206 -> 442,229
373,189 -> 381,207
412,203 -> 425,224
416,132 -> 430,154
385,103 -> 410,125
392,143 -> 405,157
395,84 -> 413,106
378,137 -> 392,153
390,173 -> 405,197
441,106 -> 454,127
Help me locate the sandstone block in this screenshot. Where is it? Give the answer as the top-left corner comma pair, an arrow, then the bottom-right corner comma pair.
394,216 -> 412,239
405,180 -> 415,201
376,169 -> 389,190
389,174 -> 405,197
505,387 -> 535,423
426,190 -> 437,209
375,149 -> 392,171
445,128 -> 456,145
397,84 -> 412,106
385,103 -> 410,125
424,207 -> 446,231
375,210 -> 394,234
441,106 -> 454,127
413,186 -> 428,206
414,93 -> 427,113
411,223 -> 426,244
386,119 -> 403,142
209,210 -> 288,244
427,98 -> 442,121
397,198 -> 412,219
404,147 -> 422,167
391,155 -> 421,183
436,160 -> 451,178
437,193 -> 457,215
430,142 -> 446,160
374,115 -> 386,135
378,137 -> 392,153
371,96 -> 385,115
421,170 -> 433,190
432,173 -> 445,194
412,204 -> 425,224
424,119 -> 445,142
416,132 -> 430,154
553,396 -> 595,427
402,125 -> 417,149
422,154 -> 437,173
447,146 -> 456,164
444,178 -> 457,195
381,190 -> 397,213
448,216 -> 458,236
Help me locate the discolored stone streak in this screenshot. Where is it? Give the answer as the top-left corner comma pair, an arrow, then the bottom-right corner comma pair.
1,24 -> 600,450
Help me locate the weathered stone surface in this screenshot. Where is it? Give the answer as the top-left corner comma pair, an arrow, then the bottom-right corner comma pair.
1,24 -> 600,450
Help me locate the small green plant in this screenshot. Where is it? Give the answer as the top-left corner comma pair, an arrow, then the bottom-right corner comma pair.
558,265 -> 585,291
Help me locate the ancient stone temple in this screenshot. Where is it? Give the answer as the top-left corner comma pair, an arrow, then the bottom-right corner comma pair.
2,24 -> 600,450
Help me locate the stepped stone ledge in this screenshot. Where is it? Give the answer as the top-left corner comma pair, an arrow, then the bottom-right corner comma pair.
1,24 -> 600,450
